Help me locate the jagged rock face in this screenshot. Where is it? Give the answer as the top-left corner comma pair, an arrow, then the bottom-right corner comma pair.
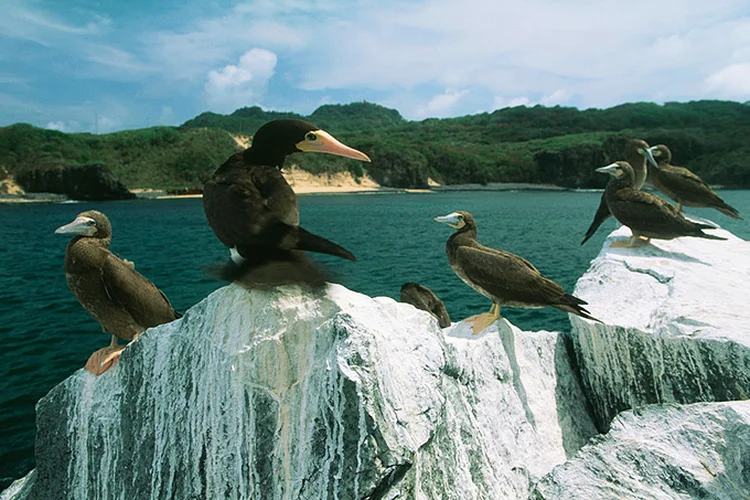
570,226 -> 750,431
13,284 -> 594,500
15,164 -> 135,200
534,401 -> 750,498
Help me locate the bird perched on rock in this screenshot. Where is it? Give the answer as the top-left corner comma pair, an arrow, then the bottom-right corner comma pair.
581,138 -> 657,245
203,119 -> 370,288
435,211 -> 598,334
596,161 -> 726,247
400,282 -> 451,328
646,144 -> 742,220
55,211 -> 181,375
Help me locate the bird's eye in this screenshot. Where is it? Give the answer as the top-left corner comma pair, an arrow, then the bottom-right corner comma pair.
87,220 -> 96,226
305,132 -> 317,141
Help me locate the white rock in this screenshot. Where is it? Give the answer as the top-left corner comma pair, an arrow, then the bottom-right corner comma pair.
534,401 -> 750,499
570,226 -> 750,430
8,284 -> 595,500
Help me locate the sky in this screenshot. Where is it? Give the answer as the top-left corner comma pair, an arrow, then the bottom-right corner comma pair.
1,0 -> 749,133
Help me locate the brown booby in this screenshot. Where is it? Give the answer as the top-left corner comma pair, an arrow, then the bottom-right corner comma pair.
55,211 -> 181,375
400,282 -> 451,328
596,162 -> 727,247
203,119 -> 370,287
581,139 -> 656,245
435,211 -> 598,333
647,144 -> 742,220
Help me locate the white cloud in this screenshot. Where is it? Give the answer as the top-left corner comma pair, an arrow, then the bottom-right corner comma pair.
415,89 -> 468,118
46,121 -> 66,131
493,96 -> 533,110
205,48 -> 277,113
705,63 -> 750,97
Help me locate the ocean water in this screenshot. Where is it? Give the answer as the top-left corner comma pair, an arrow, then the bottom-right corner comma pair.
1,190 -> 748,488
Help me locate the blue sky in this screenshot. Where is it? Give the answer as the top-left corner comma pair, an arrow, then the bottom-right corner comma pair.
2,0 -> 749,133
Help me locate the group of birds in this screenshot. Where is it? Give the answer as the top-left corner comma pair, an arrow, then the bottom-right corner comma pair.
54,120 -> 742,374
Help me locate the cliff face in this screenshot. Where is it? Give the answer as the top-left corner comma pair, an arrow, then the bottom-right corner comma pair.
15,164 -> 135,200
568,226 -> 750,431
12,285 -> 593,500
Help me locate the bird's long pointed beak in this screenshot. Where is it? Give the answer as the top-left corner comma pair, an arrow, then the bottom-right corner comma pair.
641,146 -> 659,169
297,130 -> 371,162
595,163 -> 621,176
434,212 -> 461,226
55,217 -> 93,235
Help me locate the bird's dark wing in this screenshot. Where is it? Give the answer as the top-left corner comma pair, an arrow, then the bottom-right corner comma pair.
609,189 -> 692,233
203,162 -> 299,249
100,255 -> 179,328
581,193 -> 612,245
659,165 -> 717,199
455,245 -> 566,306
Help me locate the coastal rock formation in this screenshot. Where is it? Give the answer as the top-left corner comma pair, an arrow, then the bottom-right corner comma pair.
535,401 -> 750,498
569,225 -> 750,431
15,164 -> 135,201
3,225 -> 750,499
6,285 -> 594,499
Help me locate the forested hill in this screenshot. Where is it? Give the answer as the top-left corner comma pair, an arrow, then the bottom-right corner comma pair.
1,100 -> 749,193
181,100 -> 750,189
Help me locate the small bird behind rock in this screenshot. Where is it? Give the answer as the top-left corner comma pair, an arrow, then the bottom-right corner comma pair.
400,282 -> 451,328
55,210 -> 181,375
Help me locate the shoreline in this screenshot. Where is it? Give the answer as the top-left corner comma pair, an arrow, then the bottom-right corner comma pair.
0,183 -> 601,203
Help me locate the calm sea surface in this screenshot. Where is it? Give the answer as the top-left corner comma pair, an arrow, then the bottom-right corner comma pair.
1,190 -> 748,488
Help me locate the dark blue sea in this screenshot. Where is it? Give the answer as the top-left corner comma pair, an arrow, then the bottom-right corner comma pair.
1,190 -> 748,488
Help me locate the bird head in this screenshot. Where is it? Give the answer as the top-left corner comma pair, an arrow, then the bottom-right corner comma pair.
55,210 -> 111,238
596,161 -> 636,182
434,211 -> 473,230
648,144 -> 671,165
250,119 -> 371,167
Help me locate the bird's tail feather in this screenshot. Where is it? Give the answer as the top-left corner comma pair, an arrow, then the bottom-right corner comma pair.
696,231 -> 727,241
560,294 -> 601,323
296,227 -> 357,261
717,203 -> 743,220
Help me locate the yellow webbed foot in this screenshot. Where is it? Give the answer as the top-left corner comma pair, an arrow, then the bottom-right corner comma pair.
610,236 -> 649,248
84,344 -> 125,376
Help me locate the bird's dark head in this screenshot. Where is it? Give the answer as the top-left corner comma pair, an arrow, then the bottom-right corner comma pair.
649,144 -> 672,164
434,210 -> 476,232
596,161 -> 636,184
54,210 -> 112,239
247,119 -> 371,168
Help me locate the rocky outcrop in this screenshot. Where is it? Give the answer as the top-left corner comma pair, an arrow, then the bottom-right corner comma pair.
569,225 -> 750,431
9,285 -> 594,500
15,164 -> 135,200
3,225 -> 750,499
535,401 -> 750,499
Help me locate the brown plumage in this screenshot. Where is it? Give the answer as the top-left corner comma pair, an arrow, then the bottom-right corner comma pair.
55,211 -> 180,374
596,162 -> 727,245
400,282 -> 451,328
581,138 -> 655,245
647,144 -> 742,220
435,211 -> 598,333
203,119 -> 370,287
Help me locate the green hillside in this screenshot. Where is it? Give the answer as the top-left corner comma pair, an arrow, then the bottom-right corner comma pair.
0,124 -> 240,190
2,100 -> 749,192
182,100 -> 750,189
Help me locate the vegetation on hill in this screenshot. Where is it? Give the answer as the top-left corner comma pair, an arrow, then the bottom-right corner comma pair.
1,100 -> 749,192
183,100 -> 750,189
0,124 -> 239,190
